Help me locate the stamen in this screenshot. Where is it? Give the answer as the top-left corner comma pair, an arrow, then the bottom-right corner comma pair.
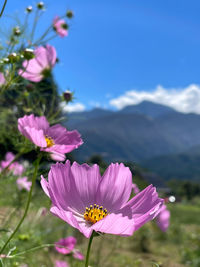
45,135 -> 55,147
84,204 -> 108,224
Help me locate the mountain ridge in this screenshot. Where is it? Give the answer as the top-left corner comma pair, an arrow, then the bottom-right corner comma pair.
64,101 -> 200,180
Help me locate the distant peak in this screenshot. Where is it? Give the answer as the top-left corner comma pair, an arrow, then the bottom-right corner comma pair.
120,101 -> 176,118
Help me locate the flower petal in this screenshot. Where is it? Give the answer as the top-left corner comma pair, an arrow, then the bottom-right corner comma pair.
23,126 -> 46,147
96,163 -> 132,212
22,58 -> 42,74
156,204 -> 170,232
46,44 -> 57,67
125,185 -> 164,231
41,176 -> 50,197
48,161 -> 85,212
18,114 -> 49,132
34,46 -> 49,68
47,125 -> 83,147
18,69 -> 43,82
0,72 -> 5,85
55,260 -> 69,267
55,236 -> 76,254
92,205 -> 135,236
50,152 -> 66,162
71,162 -> 101,207
50,206 -> 92,238
73,250 -> 84,260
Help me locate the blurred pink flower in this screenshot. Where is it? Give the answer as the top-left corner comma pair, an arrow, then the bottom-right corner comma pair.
156,204 -> 170,232
55,261 -> 69,267
16,177 -> 32,191
41,161 -> 163,238
0,254 -> 7,258
73,250 -> 84,260
53,16 -> 68,37
55,236 -> 76,255
18,114 -> 83,161
0,152 -> 24,176
132,183 -> 140,194
0,72 -> 5,86
19,45 -> 56,82
41,207 -> 48,216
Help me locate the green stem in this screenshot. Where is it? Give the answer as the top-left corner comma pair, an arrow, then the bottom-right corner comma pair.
33,13 -> 66,45
6,243 -> 69,259
0,154 -> 42,254
85,231 -> 95,267
0,60 -> 30,96
39,34 -> 58,45
11,244 -> 56,257
21,13 -> 29,46
33,25 -> 53,45
0,0 -> 7,17
30,9 -> 40,43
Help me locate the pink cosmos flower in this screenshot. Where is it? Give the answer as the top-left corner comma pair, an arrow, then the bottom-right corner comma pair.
55,261 -> 69,267
132,183 -> 140,194
19,45 -> 56,82
18,114 -> 83,161
41,161 -> 163,238
73,250 -> 84,260
16,177 -> 32,191
53,16 -> 68,37
55,236 -> 76,255
0,152 -> 24,176
156,204 -> 170,232
0,72 -> 5,86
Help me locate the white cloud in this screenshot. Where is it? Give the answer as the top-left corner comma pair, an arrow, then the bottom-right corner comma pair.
109,84 -> 200,114
61,102 -> 86,113
89,101 -> 101,108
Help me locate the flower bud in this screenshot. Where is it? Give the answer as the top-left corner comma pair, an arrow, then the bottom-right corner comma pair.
66,10 -> 74,19
63,90 -> 73,102
8,52 -> 19,63
23,48 -> 35,60
62,23 -> 69,30
13,26 -> 21,36
3,58 -> 10,64
37,1 -> 44,9
26,6 -> 33,13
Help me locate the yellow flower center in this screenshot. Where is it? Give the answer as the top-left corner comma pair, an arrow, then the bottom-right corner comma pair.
84,204 -> 108,224
45,135 -> 55,147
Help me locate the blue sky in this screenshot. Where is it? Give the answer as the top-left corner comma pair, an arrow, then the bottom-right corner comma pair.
3,0 -> 200,113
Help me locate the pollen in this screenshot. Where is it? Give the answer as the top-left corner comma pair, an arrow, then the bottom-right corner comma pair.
84,204 -> 108,224
45,135 -> 55,147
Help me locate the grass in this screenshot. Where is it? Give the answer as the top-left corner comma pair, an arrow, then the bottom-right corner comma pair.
0,175 -> 200,266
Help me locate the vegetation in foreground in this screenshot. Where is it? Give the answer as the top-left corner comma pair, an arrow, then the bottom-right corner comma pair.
0,172 -> 200,267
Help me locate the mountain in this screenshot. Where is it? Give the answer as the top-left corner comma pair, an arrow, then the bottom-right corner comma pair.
67,108 -> 113,127
65,101 -> 200,180
142,148 -> 200,181
119,101 -> 176,118
68,112 -> 178,162
67,101 -> 176,126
